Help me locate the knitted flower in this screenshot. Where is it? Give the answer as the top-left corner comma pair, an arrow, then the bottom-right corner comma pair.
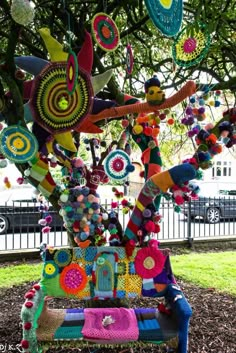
60,263 -> 87,294
134,247 -> 166,279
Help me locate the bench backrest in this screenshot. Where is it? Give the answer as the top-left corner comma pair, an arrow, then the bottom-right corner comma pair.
40,246 -> 176,299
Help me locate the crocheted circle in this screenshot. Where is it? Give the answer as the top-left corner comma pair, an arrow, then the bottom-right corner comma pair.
0,125 -> 38,163
144,0 -> 183,37
30,62 -> 93,133
66,49 -> 79,95
104,150 -> 131,181
172,24 -> 211,67
60,263 -> 87,294
126,44 -> 134,75
134,247 -> 166,279
43,261 -> 59,279
53,249 -> 72,267
91,12 -> 119,52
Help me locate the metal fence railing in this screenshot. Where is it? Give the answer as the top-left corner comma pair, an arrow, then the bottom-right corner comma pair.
1,197 -> 236,251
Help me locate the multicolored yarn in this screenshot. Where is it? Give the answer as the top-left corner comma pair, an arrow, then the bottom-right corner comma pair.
28,153 -> 57,198
144,0 -> 183,37
172,23 -> 211,67
59,185 -> 105,247
0,125 -> 38,163
125,164 -> 197,242
91,13 -> 120,52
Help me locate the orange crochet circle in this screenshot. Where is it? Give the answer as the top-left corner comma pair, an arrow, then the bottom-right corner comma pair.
101,25 -> 111,39
60,263 -> 87,295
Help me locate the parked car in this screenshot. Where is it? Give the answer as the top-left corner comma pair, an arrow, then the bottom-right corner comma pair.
182,180 -> 236,223
0,186 -> 64,234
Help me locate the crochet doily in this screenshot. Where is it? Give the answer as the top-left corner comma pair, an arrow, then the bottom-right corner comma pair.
91,12 -> 120,52
144,0 -> 183,37
30,62 -> 93,133
104,150 -> 131,181
0,125 -> 38,163
172,23 -> 211,67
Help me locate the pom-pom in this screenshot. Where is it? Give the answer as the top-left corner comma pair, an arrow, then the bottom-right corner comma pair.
45,215 -> 52,224
24,169 -> 31,177
38,219 -> 47,226
102,213 -> 109,221
159,113 -> 166,120
133,124 -> 143,134
121,119 -> 129,128
167,118 -> 175,125
214,100 -> 221,107
185,106 -> 192,115
42,226 -> 51,234
21,339 -> 29,349
24,301 -> 33,308
73,157 -> 84,168
125,239 -> 136,257
198,107 -> 205,114
16,177 -> 24,185
126,164 -> 135,172
121,199 -> 129,207
24,322 -> 32,330
152,127 -> 160,137
11,0 -> 35,26
144,220 -> 155,232
143,126 -> 152,136
189,96 -> 195,104
204,123 -> 214,131
142,208 -> 152,218
111,201 -> 118,208
24,292 -> 34,299
174,195 -> 185,205
33,284 -> 40,290
149,239 -> 160,248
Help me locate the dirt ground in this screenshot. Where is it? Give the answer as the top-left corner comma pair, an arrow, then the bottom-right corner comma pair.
0,276 -> 235,353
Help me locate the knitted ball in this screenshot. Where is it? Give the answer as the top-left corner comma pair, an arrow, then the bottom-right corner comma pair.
11,0 -> 35,26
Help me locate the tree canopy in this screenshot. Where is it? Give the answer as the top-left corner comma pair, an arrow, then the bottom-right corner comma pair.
0,0 -> 235,246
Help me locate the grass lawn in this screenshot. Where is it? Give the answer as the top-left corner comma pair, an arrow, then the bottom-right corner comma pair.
0,262 -> 42,288
171,251 -> 236,296
0,251 -> 235,295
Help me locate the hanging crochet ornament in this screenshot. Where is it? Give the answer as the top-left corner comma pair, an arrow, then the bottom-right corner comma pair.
91,12 -> 120,52
144,0 -> 183,37
0,125 -> 38,163
126,44 -> 134,75
172,23 -> 211,67
66,48 -> 79,95
10,0 -> 35,26
104,150 -> 134,181
30,62 -> 93,133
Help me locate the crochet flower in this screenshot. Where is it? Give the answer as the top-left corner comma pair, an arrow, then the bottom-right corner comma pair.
60,263 -> 87,295
134,247 -> 166,279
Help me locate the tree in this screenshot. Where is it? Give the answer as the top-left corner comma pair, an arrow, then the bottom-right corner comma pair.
0,0 -> 235,246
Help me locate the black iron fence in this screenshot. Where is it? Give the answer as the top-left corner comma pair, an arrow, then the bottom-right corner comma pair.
1,197 -> 236,251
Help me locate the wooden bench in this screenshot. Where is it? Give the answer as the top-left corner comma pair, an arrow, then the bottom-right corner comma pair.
21,245 -> 192,353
